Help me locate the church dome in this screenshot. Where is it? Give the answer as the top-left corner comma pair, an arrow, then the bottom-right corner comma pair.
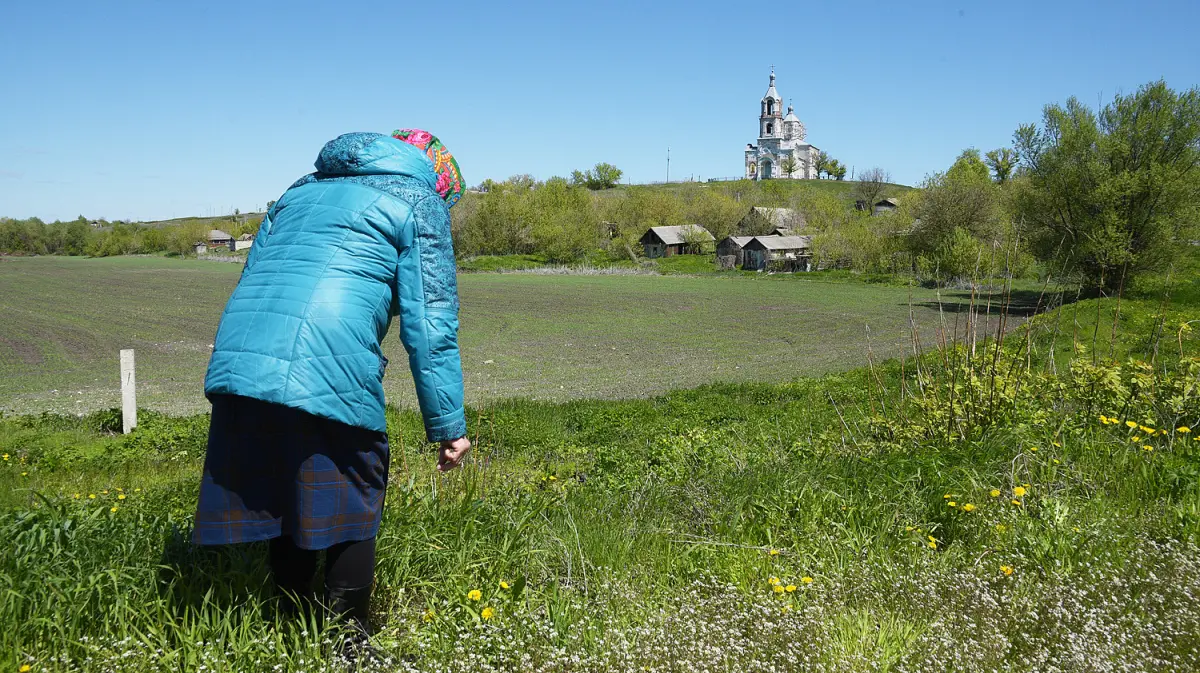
762,70 -> 781,103
783,105 -> 800,123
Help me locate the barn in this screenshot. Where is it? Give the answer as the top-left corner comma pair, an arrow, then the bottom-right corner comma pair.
742,235 -> 813,272
639,225 -> 715,258
716,236 -> 756,269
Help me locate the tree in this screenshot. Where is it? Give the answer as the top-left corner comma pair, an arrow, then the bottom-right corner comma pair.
780,156 -> 799,178
1014,80 -> 1200,292
984,148 -> 1018,184
852,167 -> 891,208
813,151 -> 831,178
266,200 -> 276,212
571,163 -> 623,190
911,168 -> 1002,255
947,149 -> 991,184
829,160 -> 847,181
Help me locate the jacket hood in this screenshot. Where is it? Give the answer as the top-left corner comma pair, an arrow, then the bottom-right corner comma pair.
313,132 -> 438,191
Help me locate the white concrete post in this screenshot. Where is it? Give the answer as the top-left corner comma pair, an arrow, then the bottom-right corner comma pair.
120,349 -> 137,434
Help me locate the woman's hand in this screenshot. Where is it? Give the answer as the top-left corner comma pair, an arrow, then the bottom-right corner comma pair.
437,437 -> 471,472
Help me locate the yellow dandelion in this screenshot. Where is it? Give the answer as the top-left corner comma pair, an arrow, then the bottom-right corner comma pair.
500,580 -> 510,590
1053,459 -> 1060,464
990,489 -> 1001,498
467,589 -> 482,602
116,487 -> 123,492
927,535 -> 937,543
948,501 -> 957,507
88,494 -> 96,499
1011,499 -> 1023,507
963,503 -> 976,512
905,525 -> 915,531
1052,441 -> 1061,448
1013,486 -> 1027,497
548,475 -> 556,481
1179,426 -> 1192,434
801,576 -> 814,584
996,524 -> 1007,532
928,540 -> 937,549
481,606 -> 495,620
110,506 -> 118,513
785,584 -> 797,592
1125,420 -> 1138,429
21,472 -> 27,477
943,494 -> 952,499
73,493 -> 80,499
1139,425 -> 1155,434
1,453 -> 8,460
20,665 -> 33,673
1000,565 -> 1014,576
101,490 -> 108,495
1098,415 -> 1109,424
768,549 -> 780,556
782,605 -> 792,614
769,577 -> 781,586
1143,445 -> 1154,452
423,609 -> 435,623
773,584 -> 785,594
117,494 -> 126,500
134,488 -> 141,492
1029,446 -> 1038,452
1132,436 -> 1143,443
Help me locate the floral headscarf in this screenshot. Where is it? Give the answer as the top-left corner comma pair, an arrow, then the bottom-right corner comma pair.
392,129 -> 464,208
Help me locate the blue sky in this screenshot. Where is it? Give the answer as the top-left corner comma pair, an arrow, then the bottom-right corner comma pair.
2,0 -> 1197,222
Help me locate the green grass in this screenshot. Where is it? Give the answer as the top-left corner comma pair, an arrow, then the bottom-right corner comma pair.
3,254 -> 1200,670
0,255 -> 1022,416
3,312 -> 1199,670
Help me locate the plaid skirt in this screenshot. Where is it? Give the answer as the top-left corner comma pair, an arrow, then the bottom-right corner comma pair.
193,394 -> 390,550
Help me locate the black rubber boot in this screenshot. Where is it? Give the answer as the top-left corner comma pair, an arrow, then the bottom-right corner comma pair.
324,583 -> 385,665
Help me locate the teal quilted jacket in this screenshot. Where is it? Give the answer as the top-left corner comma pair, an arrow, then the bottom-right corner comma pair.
204,132 -> 466,441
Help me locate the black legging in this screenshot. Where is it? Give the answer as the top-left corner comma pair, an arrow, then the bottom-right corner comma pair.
269,535 -> 376,591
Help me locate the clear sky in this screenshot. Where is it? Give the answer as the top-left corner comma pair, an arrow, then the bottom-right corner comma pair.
2,0 -> 1197,222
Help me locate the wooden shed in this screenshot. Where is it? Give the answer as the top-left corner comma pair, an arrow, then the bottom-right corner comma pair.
231,233 -> 254,252
716,236 -> 756,269
742,235 -> 813,272
872,198 -> 900,216
639,225 -> 715,258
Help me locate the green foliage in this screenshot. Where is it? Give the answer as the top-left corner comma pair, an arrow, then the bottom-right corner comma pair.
570,162 -> 624,190
947,148 -> 991,185
1014,80 -> 1200,292
984,148 -> 1018,183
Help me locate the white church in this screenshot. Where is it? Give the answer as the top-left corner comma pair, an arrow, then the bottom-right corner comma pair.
745,70 -> 819,180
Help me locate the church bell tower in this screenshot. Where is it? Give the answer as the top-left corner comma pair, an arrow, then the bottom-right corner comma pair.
760,69 -> 783,139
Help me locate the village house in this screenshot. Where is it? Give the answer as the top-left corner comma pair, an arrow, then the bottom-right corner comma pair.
208,229 -> 233,247
715,235 -> 756,269
639,225 -> 715,258
192,242 -> 208,255
742,235 -> 813,272
737,206 -> 806,235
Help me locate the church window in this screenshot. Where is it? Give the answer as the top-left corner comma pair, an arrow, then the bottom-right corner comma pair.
766,123 -> 773,135
766,101 -> 774,115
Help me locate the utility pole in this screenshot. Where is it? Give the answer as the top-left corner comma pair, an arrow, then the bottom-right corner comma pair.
666,147 -> 670,184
